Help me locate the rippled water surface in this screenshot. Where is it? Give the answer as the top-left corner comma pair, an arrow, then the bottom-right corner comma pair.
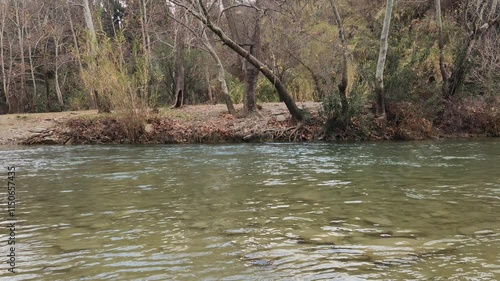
1,140 -> 499,280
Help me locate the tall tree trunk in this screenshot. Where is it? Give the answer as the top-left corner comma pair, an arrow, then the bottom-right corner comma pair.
375,0 -> 395,117
27,41 -> 37,110
14,1 -> 26,112
172,9 -> 185,108
67,1 -> 83,73
330,0 -> 349,121
67,0 -> 91,108
445,0 -> 498,98
82,0 -> 97,52
140,0 -> 150,106
222,0 -> 259,114
82,0 -> 110,112
221,0 -> 244,81
45,68 -> 50,112
194,0 -> 304,121
54,37 -> 64,109
244,46 -> 259,114
435,0 -> 447,97
205,66 -> 214,103
200,21 -> 236,115
0,4 -> 11,113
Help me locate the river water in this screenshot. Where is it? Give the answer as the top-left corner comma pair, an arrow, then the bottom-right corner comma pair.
0,140 -> 499,280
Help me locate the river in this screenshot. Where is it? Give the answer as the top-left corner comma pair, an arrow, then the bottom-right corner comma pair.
0,140 -> 499,280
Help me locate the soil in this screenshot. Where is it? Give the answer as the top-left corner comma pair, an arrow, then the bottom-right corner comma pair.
0,102 -> 322,145
0,110 -> 98,145
1,100 -> 498,146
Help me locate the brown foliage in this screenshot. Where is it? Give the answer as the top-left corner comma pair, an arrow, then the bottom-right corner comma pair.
386,102 -> 434,140
439,98 -> 500,137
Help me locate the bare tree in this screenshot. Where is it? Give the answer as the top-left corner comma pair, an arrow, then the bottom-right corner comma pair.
14,0 -> 26,111
330,0 -> 349,122
436,0 -> 447,96
0,2 -> 11,113
82,0 -> 110,112
200,23 -> 236,115
172,6 -> 186,108
221,0 -> 261,115
171,0 -> 304,121
375,0 -> 395,117
445,0 -> 499,98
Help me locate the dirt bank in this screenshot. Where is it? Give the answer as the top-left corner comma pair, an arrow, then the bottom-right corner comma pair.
0,110 -> 98,145
6,103 -> 325,145
2,101 -> 498,146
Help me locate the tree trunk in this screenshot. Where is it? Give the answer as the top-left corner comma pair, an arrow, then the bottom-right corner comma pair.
445,0 -> 498,98
14,1 -> 26,112
195,0 -> 304,121
200,23 -> 236,115
375,0 -> 395,117
0,5 -> 11,113
222,0 -> 260,114
435,0 -> 447,97
82,0 -> 97,51
140,0 -> 150,105
221,0 -> 245,81
54,38 -> 64,109
172,9 -> 185,108
45,69 -> 50,112
27,42 -> 37,110
244,47 -> 259,114
330,0 -> 349,121
82,0 -> 109,112
205,66 -> 214,103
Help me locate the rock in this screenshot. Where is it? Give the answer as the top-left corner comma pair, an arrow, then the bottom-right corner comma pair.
29,127 -> 47,133
144,123 -> 154,134
430,210 -> 450,217
290,229 -> 345,245
190,221 -> 209,230
41,137 -> 58,145
363,216 -> 394,227
275,115 -> 287,122
419,240 -> 455,255
457,226 -> 480,236
350,237 -> 423,248
393,229 -> 422,238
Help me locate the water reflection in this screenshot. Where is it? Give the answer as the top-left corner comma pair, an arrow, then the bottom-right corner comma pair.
0,140 -> 499,280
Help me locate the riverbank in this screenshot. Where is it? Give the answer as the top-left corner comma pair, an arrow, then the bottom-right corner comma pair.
1,101 -> 498,146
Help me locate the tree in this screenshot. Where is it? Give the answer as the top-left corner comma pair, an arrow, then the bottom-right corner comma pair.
81,0 -> 111,113
171,0 -> 304,121
172,6 -> 186,108
436,0 -> 447,97
0,2 -> 11,113
330,0 -> 349,122
445,0 -> 499,98
199,21 -> 236,115
221,0 -> 262,115
375,0 -> 395,117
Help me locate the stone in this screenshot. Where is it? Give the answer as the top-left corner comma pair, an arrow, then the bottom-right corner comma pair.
363,216 -> 394,226
144,123 -> 154,134
457,226 -> 480,236
41,137 -> 58,145
276,115 -> 287,122
190,221 -> 209,230
29,127 -> 46,133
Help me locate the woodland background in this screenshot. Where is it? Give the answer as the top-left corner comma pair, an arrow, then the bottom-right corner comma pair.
0,0 -> 499,136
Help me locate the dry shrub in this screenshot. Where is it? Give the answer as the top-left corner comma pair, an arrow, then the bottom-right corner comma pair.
439,97 -> 500,137
387,102 -> 433,140
81,36 -> 150,142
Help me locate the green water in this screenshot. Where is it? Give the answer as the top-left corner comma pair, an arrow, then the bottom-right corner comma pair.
0,140 -> 499,280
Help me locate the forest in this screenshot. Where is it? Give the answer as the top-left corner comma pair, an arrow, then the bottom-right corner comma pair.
0,0 -> 499,142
